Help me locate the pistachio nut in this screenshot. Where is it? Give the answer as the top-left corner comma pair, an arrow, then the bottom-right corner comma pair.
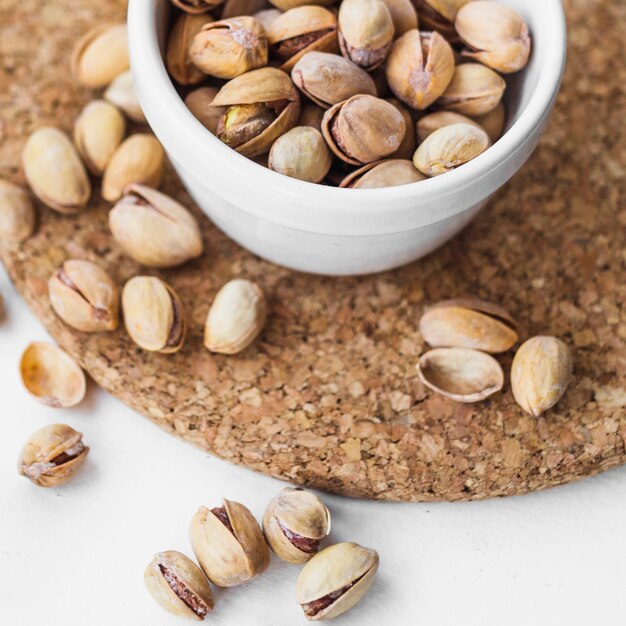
253,8 -> 283,31
20,342 -> 86,408
104,70 -> 147,124
171,0 -> 224,14
296,542 -> 379,620
73,100 -> 126,176
387,98 -> 416,159
0,180 -> 36,242
473,101 -> 506,143
48,259 -> 119,333
204,279 -> 267,354
416,110 -> 483,143
144,550 -> 214,620
438,62 -> 506,116
414,0 -> 470,42
385,30 -> 454,111
122,276 -> 186,353
413,122 -> 489,176
71,23 -> 129,89
22,127 -> 91,214
322,94 -> 405,166
190,500 -> 270,587
212,67 -> 301,157
221,0 -> 268,19
190,17 -> 268,79
267,6 -> 338,72
456,1 -> 531,74
269,126 -> 332,183
18,424 -> 89,488
380,0 -> 418,36
511,336 -> 574,417
263,488 -> 331,564
268,0 -> 335,11
166,12 -> 211,86
340,158 -> 426,188
299,103 -> 325,131
338,0 -> 395,71
419,297 -> 518,353
109,184 -> 203,268
102,134 -> 165,202
416,347 -> 504,403
291,52 -> 376,109
185,87 -> 224,134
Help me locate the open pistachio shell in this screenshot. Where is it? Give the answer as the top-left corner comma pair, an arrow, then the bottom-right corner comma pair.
416,347 -> 504,403
340,159 -> 426,189
166,12 -> 211,86
104,70 -> 147,124
185,87 -> 224,134
269,126 -> 332,183
416,110 -> 483,143
0,180 -> 36,242
380,0 -> 418,35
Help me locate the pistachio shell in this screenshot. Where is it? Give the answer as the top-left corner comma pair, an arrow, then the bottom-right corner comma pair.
299,103 -> 325,131
221,0 -> 268,19
268,0 -> 335,11
166,12 -> 211,86
416,110 -> 483,143
172,0 -> 223,14
421,0 -> 470,22
340,159 -> 426,188
387,98 -> 416,159
473,101 -> 506,143
212,66 -> 299,106
380,0 -> 418,35
253,8 -> 283,31
416,347 -> 504,402
22,127 -> 91,214
104,70 -> 147,124
0,180 -> 36,242
185,87 -> 224,134
20,342 -> 86,408
415,0 -> 469,42
269,126 -> 332,183
511,336 -> 574,417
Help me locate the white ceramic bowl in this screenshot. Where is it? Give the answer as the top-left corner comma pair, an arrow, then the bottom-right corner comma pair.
128,0 -> 566,276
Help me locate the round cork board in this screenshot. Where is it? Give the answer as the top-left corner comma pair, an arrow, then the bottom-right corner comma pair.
1,0 -> 625,502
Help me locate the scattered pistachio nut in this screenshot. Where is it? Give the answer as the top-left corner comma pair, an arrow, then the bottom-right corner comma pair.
144,550 -> 215,620
263,488 -> 331,564
109,184 -> 203,268
20,342 -> 86,408
104,70 -> 147,124
171,0 -> 222,13
473,101 -> 506,143
416,110 -> 484,143
380,0 -> 418,36
296,542 -> 379,621
18,424 -> 89,488
190,500 -> 270,587
185,87 -> 224,134
340,159 -> 426,188
167,12 -> 211,86
0,179 -> 36,242
269,126 -> 332,183
511,336 -> 573,417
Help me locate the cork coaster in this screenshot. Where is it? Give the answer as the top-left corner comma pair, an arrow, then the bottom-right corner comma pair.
1,0 -> 624,501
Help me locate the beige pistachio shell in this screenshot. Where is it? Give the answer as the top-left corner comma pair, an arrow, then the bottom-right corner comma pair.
144,550 -> 214,620
421,0 -> 470,22
172,0 -> 224,13
102,134 -> 165,202
253,8 -> 283,31
104,70 -> 147,124
185,87 -> 224,134
456,1 -> 531,74
20,342 -> 86,408
0,180 -> 36,242
419,297 -> 518,353
18,424 -> 89,488
71,23 -> 129,88
49,259 -> 119,333
109,184 -> 203,268
415,0 -> 469,42
299,103 -> 325,131
190,500 -> 270,587
340,159 -> 426,189
438,63 -> 506,116
221,0 -> 269,19
22,127 -> 91,214
204,279 -> 267,354
380,0 -> 418,35
473,101 -> 506,143
417,347 -> 504,403
296,542 -> 379,621
268,0 -> 335,11
166,12 -> 211,86
269,126 -> 332,183
511,336 -> 574,417
387,98 -> 416,159
263,488 -> 331,564
416,110 -> 483,143
74,100 -> 126,176
292,52 -> 376,109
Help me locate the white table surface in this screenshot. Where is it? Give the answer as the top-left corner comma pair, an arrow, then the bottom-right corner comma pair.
1,261 -> 625,626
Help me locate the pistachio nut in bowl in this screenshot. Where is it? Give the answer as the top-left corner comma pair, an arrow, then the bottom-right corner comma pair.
128,0 -> 566,276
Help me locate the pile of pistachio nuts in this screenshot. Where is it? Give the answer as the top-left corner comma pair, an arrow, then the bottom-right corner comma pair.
167,0 -> 531,186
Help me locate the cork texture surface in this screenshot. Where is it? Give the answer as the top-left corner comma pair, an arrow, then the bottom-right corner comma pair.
1,0 -> 625,501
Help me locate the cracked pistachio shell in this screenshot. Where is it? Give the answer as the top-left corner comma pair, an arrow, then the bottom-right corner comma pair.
49,259 -> 119,333
299,103 -> 325,131
20,342 -> 86,408
122,276 -> 186,353
340,158 -> 426,188
166,12 -> 211,86
417,347 -> 504,403
419,297 -> 518,353
185,87 -> 224,134
104,70 -> 147,124
269,126 -> 331,183
144,551 -> 214,620
380,0 -> 418,35
267,6 -> 338,72
172,0 -> 224,14
190,500 -> 270,587
473,101 -> 506,143
109,184 -> 203,268
268,0 -> 335,11
438,63 -> 506,116
416,110 -> 483,142
387,98 -> 416,159
263,488 -> 331,564
102,134 -> 165,202
22,127 -> 91,214
71,23 -> 129,88
413,122 -> 489,176
18,424 -> 89,488
511,336 -> 573,417
338,0 -> 394,70
386,30 -> 454,111
291,52 -> 376,109
296,542 -> 379,621
74,100 -> 126,176
0,180 -> 36,242
190,17 -> 268,79
456,1 -> 531,74
253,8 -> 282,31
322,94 -> 405,166
204,279 -> 267,354
221,0 -> 268,19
